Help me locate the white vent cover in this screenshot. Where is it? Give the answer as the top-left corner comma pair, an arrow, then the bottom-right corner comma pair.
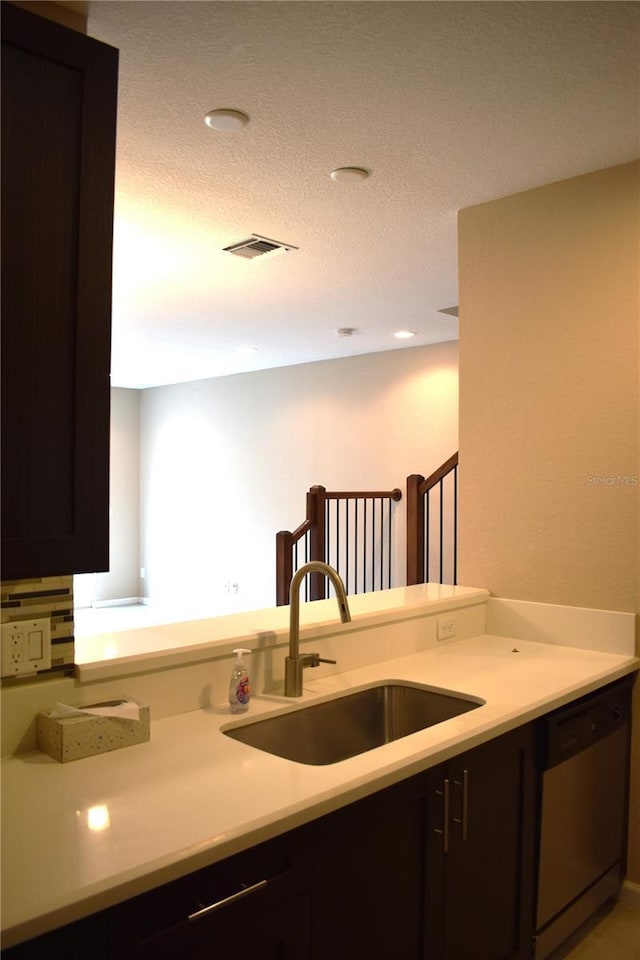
223,234 -> 298,259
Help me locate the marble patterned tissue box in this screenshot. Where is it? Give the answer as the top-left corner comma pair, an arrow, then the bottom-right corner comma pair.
36,701 -> 151,762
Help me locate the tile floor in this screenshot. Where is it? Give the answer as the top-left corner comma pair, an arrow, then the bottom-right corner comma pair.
553,899 -> 640,960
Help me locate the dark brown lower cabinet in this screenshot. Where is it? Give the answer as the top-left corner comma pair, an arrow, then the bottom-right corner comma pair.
0,915 -> 109,960
1,724 -> 536,960
312,775 -> 426,959
108,828 -> 314,960
425,724 -> 536,960
117,891 -> 312,959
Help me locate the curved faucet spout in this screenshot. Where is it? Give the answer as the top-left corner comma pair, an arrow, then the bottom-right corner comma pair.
285,561 -> 351,697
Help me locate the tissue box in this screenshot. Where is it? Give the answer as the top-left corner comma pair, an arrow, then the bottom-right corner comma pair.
37,701 -> 151,762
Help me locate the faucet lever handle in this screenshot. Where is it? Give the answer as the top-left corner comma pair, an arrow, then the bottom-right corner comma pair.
317,657 -> 337,665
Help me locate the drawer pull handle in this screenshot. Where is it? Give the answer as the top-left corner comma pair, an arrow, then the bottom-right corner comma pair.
188,878 -> 269,921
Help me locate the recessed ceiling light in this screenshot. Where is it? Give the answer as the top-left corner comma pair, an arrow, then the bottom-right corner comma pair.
330,167 -> 370,184
394,330 -> 416,340
236,346 -> 258,355
204,109 -> 250,131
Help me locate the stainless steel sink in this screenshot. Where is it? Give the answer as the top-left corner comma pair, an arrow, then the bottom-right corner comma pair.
223,682 -> 484,765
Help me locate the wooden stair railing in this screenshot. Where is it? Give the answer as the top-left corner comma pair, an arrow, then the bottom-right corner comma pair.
406,452 -> 459,586
276,485 -> 402,606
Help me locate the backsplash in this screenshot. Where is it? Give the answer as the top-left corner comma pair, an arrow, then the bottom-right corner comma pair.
1,575 -> 75,683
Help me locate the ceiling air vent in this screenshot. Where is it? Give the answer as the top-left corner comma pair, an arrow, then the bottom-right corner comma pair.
438,305 -> 459,317
223,234 -> 298,260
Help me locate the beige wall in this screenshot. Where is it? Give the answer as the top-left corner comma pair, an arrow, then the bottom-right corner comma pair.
140,342 -> 459,616
97,388 -> 141,602
458,161 -> 640,879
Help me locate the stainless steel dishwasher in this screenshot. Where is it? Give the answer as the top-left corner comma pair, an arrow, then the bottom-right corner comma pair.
534,674 -> 634,960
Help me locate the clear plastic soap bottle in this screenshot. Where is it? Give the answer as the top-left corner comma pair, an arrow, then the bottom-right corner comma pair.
228,648 -> 251,713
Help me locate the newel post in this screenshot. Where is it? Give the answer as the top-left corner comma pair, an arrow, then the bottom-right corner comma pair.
308,485 -> 326,600
406,474 -> 425,586
275,529 -> 294,606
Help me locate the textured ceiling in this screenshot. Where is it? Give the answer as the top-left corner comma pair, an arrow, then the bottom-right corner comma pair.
84,1 -> 640,389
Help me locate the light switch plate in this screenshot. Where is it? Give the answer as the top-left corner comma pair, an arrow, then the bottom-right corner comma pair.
1,618 -> 51,677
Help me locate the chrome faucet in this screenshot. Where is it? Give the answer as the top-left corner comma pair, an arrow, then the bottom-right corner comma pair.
284,561 -> 352,697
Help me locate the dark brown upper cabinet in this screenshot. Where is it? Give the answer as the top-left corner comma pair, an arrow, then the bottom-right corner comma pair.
1,1 -> 118,579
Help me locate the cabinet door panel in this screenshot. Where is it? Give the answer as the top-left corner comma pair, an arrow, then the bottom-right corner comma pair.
446,740 -> 525,958
312,777 -> 426,960
425,725 -> 536,960
1,2 -> 117,578
424,763 -> 448,959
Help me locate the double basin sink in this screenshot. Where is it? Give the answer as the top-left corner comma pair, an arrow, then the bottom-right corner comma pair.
224,681 -> 484,765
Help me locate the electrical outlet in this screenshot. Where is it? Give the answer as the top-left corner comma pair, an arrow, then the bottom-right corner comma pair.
437,617 -> 457,641
1,618 -> 51,677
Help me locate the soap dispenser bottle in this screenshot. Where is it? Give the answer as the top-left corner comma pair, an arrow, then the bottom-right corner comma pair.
229,648 -> 251,713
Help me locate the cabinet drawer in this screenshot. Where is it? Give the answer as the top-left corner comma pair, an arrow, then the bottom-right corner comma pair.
108,830 -> 312,959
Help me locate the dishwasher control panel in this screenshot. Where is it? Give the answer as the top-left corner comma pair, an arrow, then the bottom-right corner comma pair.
538,674 -> 633,769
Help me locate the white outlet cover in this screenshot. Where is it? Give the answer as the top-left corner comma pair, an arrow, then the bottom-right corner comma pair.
1,618 -> 52,677
437,618 -> 457,641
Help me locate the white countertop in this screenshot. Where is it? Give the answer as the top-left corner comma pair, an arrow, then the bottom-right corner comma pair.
74,583 -> 487,680
1,631 -> 638,949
